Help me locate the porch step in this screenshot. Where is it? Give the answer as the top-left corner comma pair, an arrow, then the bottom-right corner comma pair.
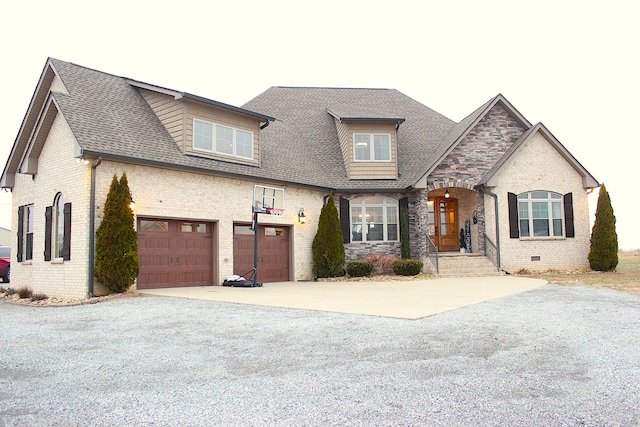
428,253 -> 503,278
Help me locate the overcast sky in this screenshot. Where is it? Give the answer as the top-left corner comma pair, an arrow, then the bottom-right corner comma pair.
1,0 -> 638,249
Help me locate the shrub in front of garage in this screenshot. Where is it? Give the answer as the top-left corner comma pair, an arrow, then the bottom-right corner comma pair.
95,173 -> 139,293
312,194 -> 346,278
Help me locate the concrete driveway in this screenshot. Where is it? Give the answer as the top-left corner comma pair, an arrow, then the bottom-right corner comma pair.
140,276 -> 547,319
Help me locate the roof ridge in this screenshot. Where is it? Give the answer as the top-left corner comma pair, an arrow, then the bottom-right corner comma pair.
271,86 -> 394,91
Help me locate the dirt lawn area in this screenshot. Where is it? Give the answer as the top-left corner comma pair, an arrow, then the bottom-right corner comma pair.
518,251 -> 640,296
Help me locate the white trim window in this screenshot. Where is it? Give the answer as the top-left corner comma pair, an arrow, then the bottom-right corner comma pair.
350,196 -> 398,242
353,133 -> 391,161
25,204 -> 34,261
193,119 -> 254,159
518,191 -> 564,238
54,193 -> 65,258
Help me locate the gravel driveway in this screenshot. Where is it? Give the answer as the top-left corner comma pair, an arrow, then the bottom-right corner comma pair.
1,284 -> 639,426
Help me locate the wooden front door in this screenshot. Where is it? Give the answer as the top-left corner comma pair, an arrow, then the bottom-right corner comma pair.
427,197 -> 459,251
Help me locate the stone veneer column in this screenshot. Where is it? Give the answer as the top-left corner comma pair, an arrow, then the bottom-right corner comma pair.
410,189 -> 429,260
475,190 -> 486,254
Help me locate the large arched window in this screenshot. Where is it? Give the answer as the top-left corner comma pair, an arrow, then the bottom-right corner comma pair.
517,191 -> 564,238
350,196 -> 398,242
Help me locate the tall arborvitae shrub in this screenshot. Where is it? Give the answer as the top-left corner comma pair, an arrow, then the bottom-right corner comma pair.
400,201 -> 411,259
95,173 -> 140,293
588,184 -> 618,271
312,194 -> 345,278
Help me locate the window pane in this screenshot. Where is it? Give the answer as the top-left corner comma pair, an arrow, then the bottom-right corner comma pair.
236,130 -> 253,158
518,202 -> 529,219
265,227 -> 284,236
531,191 -> 548,199
216,125 -> 233,154
552,202 -> 562,218
181,223 -> 207,233
367,223 -> 384,241
386,207 -> 397,224
367,207 -> 383,224
553,219 -> 563,237
533,219 -> 550,237
520,219 -> 530,237
351,224 -> 363,241
387,224 -> 398,241
140,220 -> 168,232
550,193 -> 562,199
373,134 -> 390,160
517,193 -> 529,200
55,194 -> 65,257
193,120 -> 212,151
354,134 -> 370,160
234,225 -> 254,235
532,202 -> 548,219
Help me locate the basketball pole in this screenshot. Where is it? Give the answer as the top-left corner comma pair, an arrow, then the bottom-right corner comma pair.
252,209 -> 259,285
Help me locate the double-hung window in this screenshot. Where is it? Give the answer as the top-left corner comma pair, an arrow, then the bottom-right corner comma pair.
517,191 -> 564,238
25,204 -> 34,260
353,134 -> 391,161
350,197 -> 398,242
194,119 -> 253,159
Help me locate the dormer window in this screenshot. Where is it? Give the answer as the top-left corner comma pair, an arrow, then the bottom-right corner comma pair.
354,134 -> 391,161
193,119 -> 254,159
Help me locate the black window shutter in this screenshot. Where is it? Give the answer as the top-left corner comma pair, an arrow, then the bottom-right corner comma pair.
44,206 -> 52,261
16,205 -> 24,262
508,192 -> 519,239
339,197 -> 350,244
563,193 -> 575,238
62,202 -> 72,261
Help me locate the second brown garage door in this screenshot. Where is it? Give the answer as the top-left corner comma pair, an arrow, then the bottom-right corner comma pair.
233,223 -> 290,282
137,218 -> 214,289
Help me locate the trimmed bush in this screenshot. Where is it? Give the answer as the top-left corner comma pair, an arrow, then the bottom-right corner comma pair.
4,287 -> 16,296
392,259 -> 424,276
346,260 -> 374,277
17,287 -> 33,299
95,173 -> 140,293
588,184 -> 618,271
312,194 -> 345,278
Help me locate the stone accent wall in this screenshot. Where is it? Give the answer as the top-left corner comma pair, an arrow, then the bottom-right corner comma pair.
428,104 -> 527,189
410,189 -> 429,260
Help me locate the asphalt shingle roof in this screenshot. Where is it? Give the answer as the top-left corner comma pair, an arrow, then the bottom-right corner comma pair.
48,60 -> 465,191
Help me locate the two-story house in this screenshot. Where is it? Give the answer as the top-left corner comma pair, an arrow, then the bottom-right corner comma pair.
1,59 -> 598,298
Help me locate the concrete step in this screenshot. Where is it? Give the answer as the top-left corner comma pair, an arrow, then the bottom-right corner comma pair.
425,253 -> 503,278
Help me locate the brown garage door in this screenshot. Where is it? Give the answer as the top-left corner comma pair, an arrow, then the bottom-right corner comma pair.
137,218 -> 214,289
233,224 -> 290,282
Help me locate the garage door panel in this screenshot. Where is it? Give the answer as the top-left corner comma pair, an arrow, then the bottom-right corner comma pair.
138,218 -> 214,289
233,224 -> 290,282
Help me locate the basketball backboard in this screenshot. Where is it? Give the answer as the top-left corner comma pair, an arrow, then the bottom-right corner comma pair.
253,185 -> 284,214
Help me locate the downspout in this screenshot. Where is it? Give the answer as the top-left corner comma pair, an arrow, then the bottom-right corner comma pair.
87,156 -> 102,297
478,185 -> 501,270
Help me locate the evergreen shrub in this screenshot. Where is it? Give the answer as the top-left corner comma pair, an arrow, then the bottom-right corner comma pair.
312,194 -> 345,278
392,259 -> 424,276
95,173 -> 140,293
346,260 -> 374,277
588,184 -> 618,271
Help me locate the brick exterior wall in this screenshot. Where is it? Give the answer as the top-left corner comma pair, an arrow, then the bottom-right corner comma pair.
485,131 -> 591,271
10,117 -> 326,299
93,162 -> 326,294
11,114 -> 92,299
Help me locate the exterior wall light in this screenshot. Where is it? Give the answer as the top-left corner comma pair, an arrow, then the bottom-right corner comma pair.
298,208 -> 306,224
444,189 -> 450,198
129,198 -> 136,211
